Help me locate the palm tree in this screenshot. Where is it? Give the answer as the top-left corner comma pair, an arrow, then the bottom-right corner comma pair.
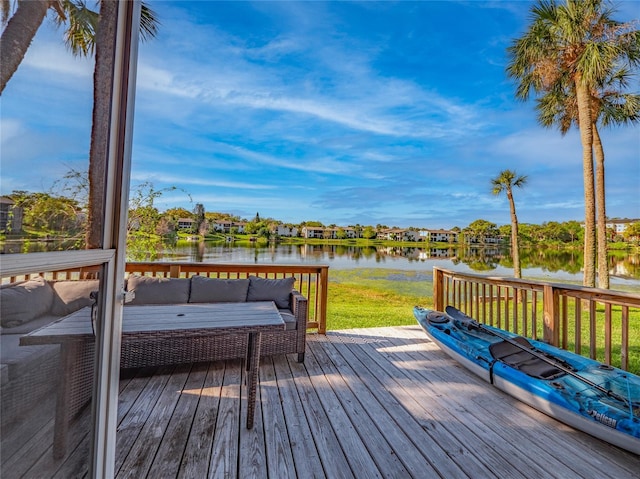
592,71 -> 640,289
506,0 -> 637,287
2,1 -> 158,248
535,39 -> 640,290
491,170 -> 527,279
1,0 -> 157,94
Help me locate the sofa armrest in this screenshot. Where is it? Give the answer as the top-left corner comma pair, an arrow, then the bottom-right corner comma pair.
290,289 -> 308,331
289,290 -> 308,363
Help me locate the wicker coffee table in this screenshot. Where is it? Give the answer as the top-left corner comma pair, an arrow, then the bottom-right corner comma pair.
21,302 -> 285,458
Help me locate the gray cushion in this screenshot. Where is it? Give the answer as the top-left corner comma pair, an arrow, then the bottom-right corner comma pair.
279,309 -> 297,331
50,280 -> 100,316
247,276 -> 295,309
127,276 -> 190,305
189,276 -> 249,303
0,277 -> 54,327
0,313 -> 59,336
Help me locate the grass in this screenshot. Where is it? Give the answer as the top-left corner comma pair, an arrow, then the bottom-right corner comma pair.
326,269 -> 433,330
324,268 -> 640,374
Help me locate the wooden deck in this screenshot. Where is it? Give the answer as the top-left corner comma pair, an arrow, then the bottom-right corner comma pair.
3,326 -> 639,478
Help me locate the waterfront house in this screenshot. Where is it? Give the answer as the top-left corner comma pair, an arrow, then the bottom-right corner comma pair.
419,228 -> 459,243
0,197 -> 23,233
377,228 -> 421,242
177,218 -> 196,230
606,218 -> 639,236
274,225 -> 299,237
301,226 -> 325,239
210,220 -> 246,234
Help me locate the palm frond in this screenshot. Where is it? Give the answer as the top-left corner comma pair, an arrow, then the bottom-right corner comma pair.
140,3 -> 160,42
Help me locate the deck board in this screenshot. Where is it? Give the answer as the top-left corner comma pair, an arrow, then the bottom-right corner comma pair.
384,325 -> 639,478
2,326 -> 638,479
177,361 -> 225,478
271,355 -> 329,478
308,337 -> 426,477
260,358 -> 297,478
332,328 -> 502,478
303,339 -> 389,479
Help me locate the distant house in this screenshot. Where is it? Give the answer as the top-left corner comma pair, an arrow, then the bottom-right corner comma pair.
419,229 -> 459,243
402,230 -> 421,242
0,196 -> 23,232
377,228 -> 420,242
177,218 -> 196,230
274,225 -> 299,237
212,220 -> 234,233
302,226 -> 325,239
605,218 -> 639,235
209,220 -> 246,234
341,227 -> 358,239
377,229 -> 399,241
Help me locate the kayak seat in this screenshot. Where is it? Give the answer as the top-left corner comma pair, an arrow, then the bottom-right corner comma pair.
490,337 -> 565,380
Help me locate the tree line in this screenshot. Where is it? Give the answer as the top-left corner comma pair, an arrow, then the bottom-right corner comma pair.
4,186 -> 639,247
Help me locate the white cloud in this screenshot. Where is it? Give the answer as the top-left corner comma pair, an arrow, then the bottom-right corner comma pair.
22,41 -> 93,79
0,119 -> 22,144
130,171 -> 275,190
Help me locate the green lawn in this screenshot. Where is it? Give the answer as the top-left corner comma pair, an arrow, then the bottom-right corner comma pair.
326,269 -> 432,330
324,268 -> 640,374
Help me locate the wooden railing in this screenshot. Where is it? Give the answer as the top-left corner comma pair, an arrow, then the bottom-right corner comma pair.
125,262 -> 329,334
433,267 -> 640,372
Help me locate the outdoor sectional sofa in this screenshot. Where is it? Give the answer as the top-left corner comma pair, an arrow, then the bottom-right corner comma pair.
1,274 -> 308,435
121,274 -> 308,367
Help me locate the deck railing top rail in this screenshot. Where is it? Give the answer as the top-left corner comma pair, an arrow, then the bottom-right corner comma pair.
125,262 -> 329,333
434,267 -> 640,308
432,266 -> 640,373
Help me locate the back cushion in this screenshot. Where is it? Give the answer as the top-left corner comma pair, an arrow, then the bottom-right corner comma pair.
50,280 -> 100,316
127,276 -> 190,305
189,276 -> 250,303
0,276 -> 54,327
246,276 -> 295,309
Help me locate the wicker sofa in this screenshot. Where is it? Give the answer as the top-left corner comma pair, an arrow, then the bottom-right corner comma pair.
1,277 -> 100,434
1,274 -> 308,435
121,274 -> 308,366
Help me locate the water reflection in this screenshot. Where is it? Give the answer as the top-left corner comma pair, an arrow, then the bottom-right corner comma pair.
1,238 -> 81,254
162,241 -> 639,284
3,238 -> 638,284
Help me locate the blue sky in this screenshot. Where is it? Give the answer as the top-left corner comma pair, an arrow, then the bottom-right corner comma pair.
1,1 -> 639,229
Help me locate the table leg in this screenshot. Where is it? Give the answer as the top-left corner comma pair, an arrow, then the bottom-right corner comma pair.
52,341 -> 94,459
53,342 -> 77,459
245,332 -> 262,429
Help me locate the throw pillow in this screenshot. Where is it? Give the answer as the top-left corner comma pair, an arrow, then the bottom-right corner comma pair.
126,275 -> 190,304
189,276 -> 250,303
0,276 -> 54,327
246,275 -> 295,309
50,279 -> 100,316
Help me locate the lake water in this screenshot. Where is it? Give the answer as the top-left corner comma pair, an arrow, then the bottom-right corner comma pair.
159,242 -> 640,289
4,238 -> 638,289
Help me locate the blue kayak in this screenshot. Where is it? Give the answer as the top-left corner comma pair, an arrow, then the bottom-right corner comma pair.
413,305 -> 640,455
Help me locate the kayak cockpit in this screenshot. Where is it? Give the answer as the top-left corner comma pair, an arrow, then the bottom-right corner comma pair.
490,337 -> 568,380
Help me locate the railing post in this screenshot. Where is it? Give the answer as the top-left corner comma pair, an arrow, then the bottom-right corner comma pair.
543,284 -> 559,346
169,265 -> 180,278
318,266 -> 329,334
433,267 -> 444,311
